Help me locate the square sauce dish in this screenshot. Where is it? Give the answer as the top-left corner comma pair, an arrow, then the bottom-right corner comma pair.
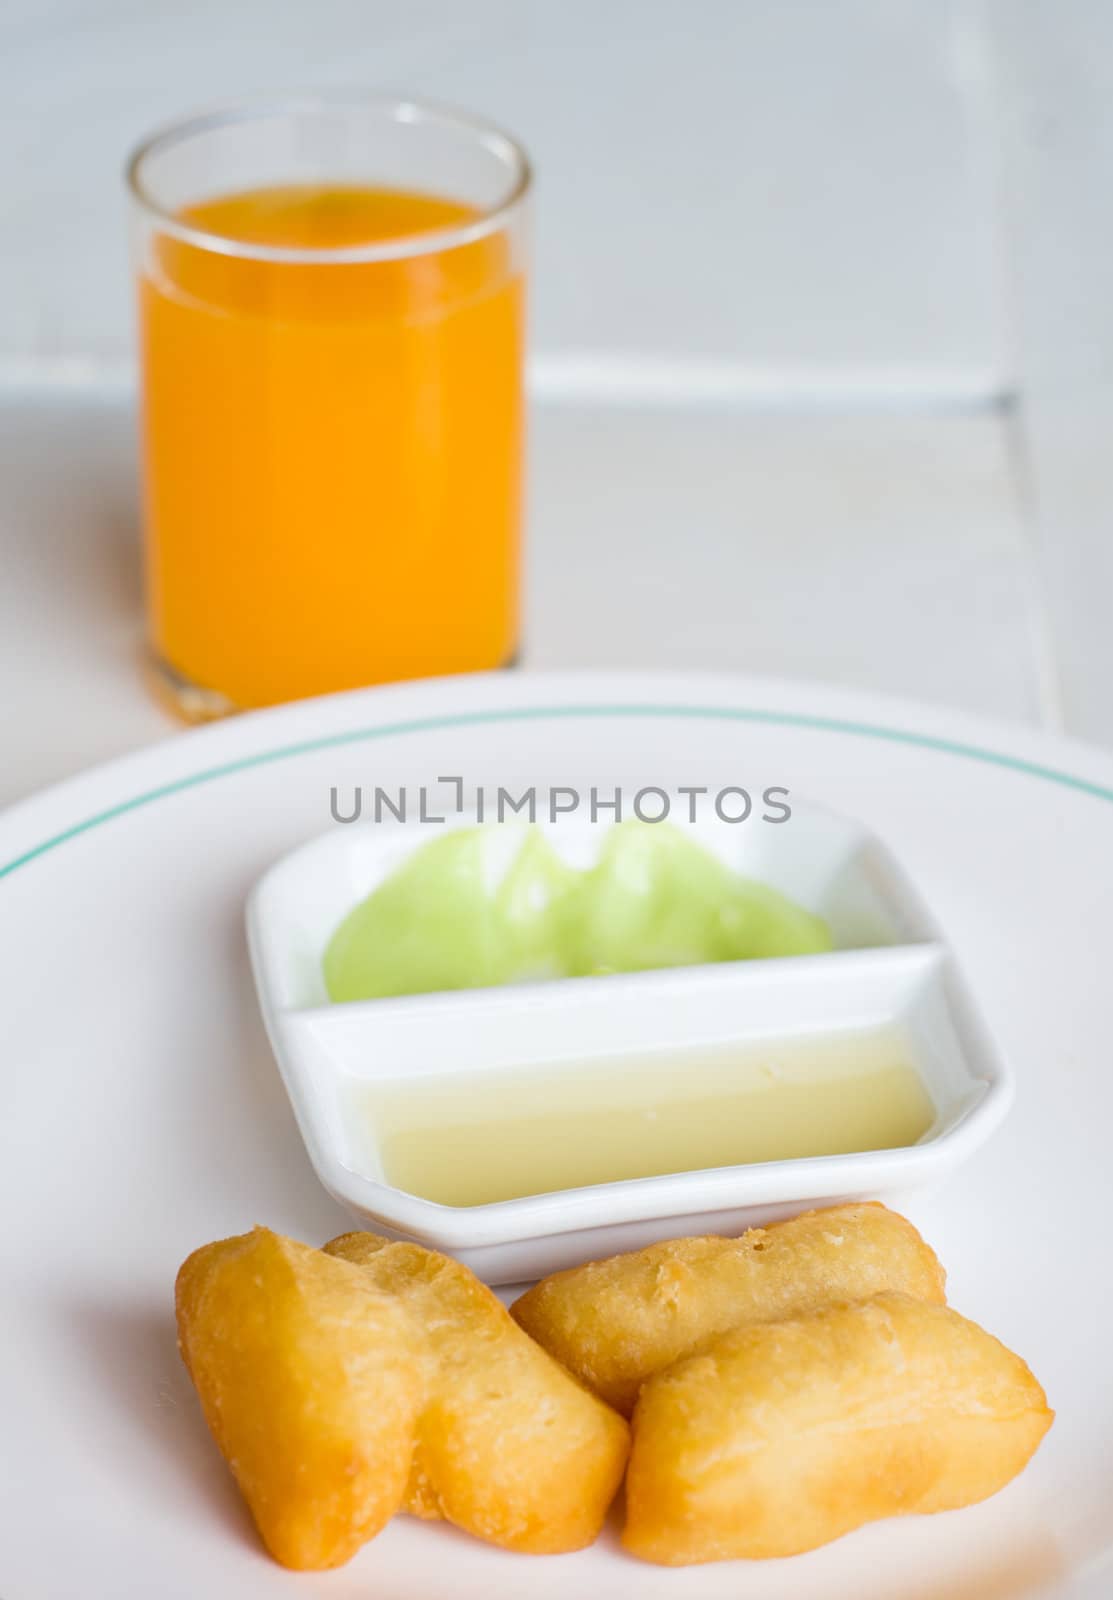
246,804 -> 1012,1283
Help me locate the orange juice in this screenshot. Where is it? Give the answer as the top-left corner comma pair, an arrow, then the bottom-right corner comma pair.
138,184 -> 523,712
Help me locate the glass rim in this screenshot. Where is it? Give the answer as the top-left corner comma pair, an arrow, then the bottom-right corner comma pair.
125,90 -> 532,264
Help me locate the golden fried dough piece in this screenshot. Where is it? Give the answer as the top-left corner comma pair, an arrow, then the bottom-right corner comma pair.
175,1227 -> 421,1570
624,1292 -> 1052,1564
325,1232 -> 629,1554
511,1202 -> 946,1414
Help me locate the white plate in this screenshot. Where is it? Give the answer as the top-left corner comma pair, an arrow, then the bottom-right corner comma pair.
2,669 -> 1110,1600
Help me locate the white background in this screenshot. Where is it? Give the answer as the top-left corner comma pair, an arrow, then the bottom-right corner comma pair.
1,0 -> 1109,802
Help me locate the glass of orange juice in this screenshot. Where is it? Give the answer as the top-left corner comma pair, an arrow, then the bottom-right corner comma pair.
126,94 -> 529,720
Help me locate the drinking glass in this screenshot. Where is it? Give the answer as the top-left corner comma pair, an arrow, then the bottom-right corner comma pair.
127,93 -> 530,719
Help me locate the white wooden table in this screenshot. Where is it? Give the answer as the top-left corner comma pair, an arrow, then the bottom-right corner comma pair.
0,387 -> 1050,807
1,0 -> 1107,805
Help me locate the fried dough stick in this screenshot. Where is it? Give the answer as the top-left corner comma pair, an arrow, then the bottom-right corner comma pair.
624,1292 -> 1052,1564
325,1232 -> 630,1554
512,1202 -> 946,1414
176,1228 -> 420,1570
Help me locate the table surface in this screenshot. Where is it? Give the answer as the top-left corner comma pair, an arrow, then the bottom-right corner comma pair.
5,0 -> 1112,789
0,383 -> 1062,810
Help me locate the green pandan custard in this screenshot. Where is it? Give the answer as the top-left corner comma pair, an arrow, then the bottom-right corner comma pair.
322,821 -> 833,1002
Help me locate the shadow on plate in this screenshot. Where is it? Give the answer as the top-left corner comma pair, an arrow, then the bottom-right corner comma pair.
67,1295 -> 255,1552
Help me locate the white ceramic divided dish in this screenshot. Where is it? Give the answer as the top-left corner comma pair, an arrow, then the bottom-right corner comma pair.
247,803 -> 1012,1281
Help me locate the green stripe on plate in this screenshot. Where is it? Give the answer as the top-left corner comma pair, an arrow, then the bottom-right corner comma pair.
3,701 -> 1112,882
